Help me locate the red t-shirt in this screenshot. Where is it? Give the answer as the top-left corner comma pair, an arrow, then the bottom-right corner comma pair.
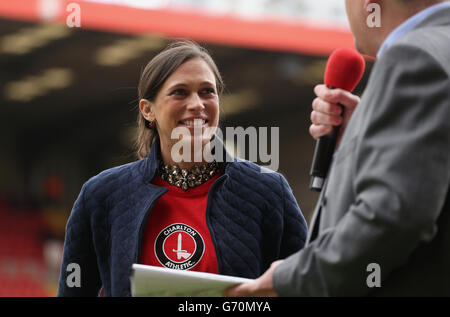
139,174 -> 220,274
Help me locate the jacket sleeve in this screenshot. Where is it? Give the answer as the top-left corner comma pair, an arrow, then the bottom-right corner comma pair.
273,44 -> 450,296
57,182 -> 102,296
278,173 -> 308,258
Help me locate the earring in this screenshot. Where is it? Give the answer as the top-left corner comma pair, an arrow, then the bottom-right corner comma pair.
145,120 -> 156,129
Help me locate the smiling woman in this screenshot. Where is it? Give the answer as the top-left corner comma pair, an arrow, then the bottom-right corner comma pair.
57,39 -> 308,297
135,41 -> 224,164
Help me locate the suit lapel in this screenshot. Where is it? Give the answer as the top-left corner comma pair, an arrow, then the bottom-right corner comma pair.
306,177 -> 329,244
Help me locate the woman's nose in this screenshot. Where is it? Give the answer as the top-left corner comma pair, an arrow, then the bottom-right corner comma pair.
186,93 -> 205,111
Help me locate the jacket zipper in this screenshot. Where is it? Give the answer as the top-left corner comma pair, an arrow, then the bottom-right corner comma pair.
135,188 -> 168,263
205,174 -> 228,275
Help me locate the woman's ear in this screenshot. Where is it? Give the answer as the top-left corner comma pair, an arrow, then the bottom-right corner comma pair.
139,99 -> 156,122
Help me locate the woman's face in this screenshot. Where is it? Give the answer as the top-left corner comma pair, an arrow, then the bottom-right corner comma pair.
140,58 -> 219,164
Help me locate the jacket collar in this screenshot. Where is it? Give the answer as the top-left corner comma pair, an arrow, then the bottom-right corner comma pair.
416,5 -> 450,28
377,4 -> 450,58
140,134 -> 235,183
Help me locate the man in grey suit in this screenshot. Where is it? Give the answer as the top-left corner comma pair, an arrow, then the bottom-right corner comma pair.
226,0 -> 450,296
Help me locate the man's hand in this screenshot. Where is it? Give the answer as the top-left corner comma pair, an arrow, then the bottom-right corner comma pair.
223,260 -> 283,297
309,84 -> 360,146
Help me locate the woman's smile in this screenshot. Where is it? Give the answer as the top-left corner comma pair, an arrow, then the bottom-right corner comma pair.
177,117 -> 209,129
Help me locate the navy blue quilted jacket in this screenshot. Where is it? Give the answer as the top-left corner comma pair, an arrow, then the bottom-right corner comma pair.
57,137 -> 307,296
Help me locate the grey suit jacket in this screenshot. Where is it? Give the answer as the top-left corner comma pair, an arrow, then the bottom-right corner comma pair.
274,8 -> 450,296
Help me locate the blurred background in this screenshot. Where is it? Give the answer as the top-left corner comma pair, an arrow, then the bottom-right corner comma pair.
0,0 -> 372,296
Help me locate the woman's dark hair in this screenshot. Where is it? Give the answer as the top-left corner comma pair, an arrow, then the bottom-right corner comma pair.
135,39 -> 224,160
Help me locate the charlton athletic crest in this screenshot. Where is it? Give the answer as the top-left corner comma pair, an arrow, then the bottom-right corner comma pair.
154,223 -> 205,270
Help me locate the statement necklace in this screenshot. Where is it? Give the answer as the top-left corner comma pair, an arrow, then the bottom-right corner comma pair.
159,160 -> 221,191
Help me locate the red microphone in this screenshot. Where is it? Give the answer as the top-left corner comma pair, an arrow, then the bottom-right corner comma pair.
310,48 -> 366,192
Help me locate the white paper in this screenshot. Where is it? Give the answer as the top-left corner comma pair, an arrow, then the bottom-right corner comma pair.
130,264 -> 254,297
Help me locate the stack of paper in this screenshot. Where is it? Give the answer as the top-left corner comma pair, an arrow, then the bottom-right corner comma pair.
130,264 -> 254,297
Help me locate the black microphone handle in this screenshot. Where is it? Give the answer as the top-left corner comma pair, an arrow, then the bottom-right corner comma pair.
309,124 -> 340,192
309,85 -> 345,192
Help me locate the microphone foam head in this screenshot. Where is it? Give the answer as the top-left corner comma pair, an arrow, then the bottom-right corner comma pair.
324,48 -> 366,92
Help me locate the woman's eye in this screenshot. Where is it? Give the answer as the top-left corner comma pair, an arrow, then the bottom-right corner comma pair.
171,89 -> 187,96
201,88 -> 215,95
